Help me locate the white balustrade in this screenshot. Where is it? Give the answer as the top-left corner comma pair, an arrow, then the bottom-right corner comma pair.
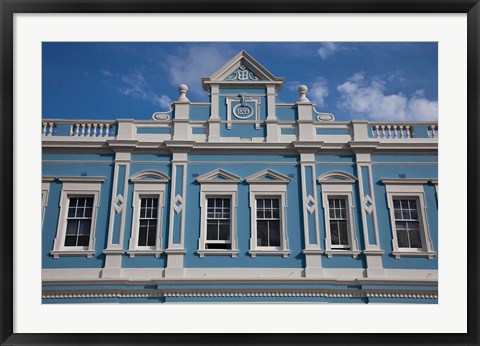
371,124 -> 413,139
42,122 -> 56,136
428,125 -> 438,138
70,123 -> 114,137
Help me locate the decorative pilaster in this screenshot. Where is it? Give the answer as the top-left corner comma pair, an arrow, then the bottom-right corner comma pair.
101,120 -> 137,278
265,84 -> 278,142
164,142 -> 194,278
350,121 -> 384,278
208,84 -> 221,142
172,84 -> 191,141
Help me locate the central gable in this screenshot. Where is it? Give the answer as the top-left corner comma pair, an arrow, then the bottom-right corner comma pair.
202,50 -> 285,91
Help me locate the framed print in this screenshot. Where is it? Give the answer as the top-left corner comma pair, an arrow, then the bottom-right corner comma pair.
1,1 -> 479,345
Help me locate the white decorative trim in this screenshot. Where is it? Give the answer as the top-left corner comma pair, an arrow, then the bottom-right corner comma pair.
318,172 -> 360,258
226,95 -> 261,129
196,168 -> 242,184
51,178 -> 104,258
197,169 -> 240,257
42,289 -> 437,300
245,169 -> 290,184
382,181 -> 436,259
42,177 -> 54,225
247,170 -> 290,257
127,170 -> 168,258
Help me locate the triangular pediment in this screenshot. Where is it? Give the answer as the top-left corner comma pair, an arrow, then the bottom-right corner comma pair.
196,169 -> 242,184
317,171 -> 357,184
202,51 -> 285,90
246,169 -> 290,184
130,170 -> 170,183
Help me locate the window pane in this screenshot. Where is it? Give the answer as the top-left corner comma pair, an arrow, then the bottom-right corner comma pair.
223,198 -> 230,208
272,207 -> 279,219
64,235 -> 77,246
409,200 -> 417,209
84,207 -> 93,218
86,198 -> 94,207
257,220 -> 268,246
394,210 -> 402,220
269,220 -> 280,246
272,199 -> 279,208
397,229 -> 409,247
409,229 -> 422,248
78,220 -> 91,235
207,221 -> 218,240
147,225 -> 156,246
401,200 -> 409,209
138,226 -> 147,246
402,210 -> 410,220
265,199 -> 271,209
218,222 -> 230,240
330,221 -> 339,245
68,207 -> 76,217
339,221 -> 349,246
207,198 -> 214,208
411,209 -> 418,220
78,197 -> 86,207
393,200 -> 401,209
77,235 -> 90,246
66,220 -> 78,235
329,199 -> 334,209
257,198 -> 264,209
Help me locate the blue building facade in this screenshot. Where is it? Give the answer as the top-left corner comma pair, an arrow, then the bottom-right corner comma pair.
41,51 -> 438,303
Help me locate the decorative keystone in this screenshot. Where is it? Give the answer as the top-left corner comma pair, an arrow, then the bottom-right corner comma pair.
176,84 -> 190,102
297,85 -> 310,103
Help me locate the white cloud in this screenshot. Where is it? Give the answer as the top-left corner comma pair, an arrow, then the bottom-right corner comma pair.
101,69 -> 113,77
310,78 -> 329,107
336,73 -> 438,121
118,70 -> 171,109
163,44 -> 235,95
318,43 -> 340,60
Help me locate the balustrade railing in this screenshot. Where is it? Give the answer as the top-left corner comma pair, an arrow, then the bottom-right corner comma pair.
371,124 -> 414,139
70,123 -> 114,137
427,125 -> 438,138
42,122 -> 56,136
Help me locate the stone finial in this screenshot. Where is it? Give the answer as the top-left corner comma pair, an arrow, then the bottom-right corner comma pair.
176,84 -> 190,102
297,85 -> 310,103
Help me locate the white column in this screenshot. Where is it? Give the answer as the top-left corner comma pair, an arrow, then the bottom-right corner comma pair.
164,150 -> 189,278
265,84 -> 278,143
208,84 -> 221,142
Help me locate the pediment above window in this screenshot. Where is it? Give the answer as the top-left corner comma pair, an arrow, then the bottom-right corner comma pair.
196,169 -> 242,184
202,50 -> 285,90
130,170 -> 170,183
317,171 -> 357,184
245,169 -> 291,184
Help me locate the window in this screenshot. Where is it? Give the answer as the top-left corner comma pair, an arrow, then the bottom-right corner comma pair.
65,197 -> 94,247
138,197 -> 159,247
328,197 -> 349,249
51,177 -> 105,258
196,169 -> 241,257
392,199 -> 422,249
246,169 -> 291,258
206,197 -> 231,249
382,179 -> 436,259
256,197 -> 281,247
318,171 -> 360,258
127,170 -> 169,258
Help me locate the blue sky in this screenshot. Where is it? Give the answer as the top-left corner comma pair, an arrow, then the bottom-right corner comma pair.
42,42 -> 438,122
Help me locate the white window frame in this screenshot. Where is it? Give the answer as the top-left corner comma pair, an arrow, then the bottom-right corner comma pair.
42,176 -> 54,225
196,169 -> 241,258
382,179 -> 436,259
51,177 -> 105,258
246,169 -> 291,258
127,170 -> 169,258
318,172 -> 360,258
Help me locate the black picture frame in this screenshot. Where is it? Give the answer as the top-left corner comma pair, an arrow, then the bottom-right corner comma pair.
1,1 -> 478,345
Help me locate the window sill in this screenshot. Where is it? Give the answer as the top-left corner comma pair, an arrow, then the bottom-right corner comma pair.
126,250 -> 163,258
324,250 -> 361,259
249,249 -> 290,258
392,251 -> 436,259
197,249 -> 239,258
50,250 -> 95,259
